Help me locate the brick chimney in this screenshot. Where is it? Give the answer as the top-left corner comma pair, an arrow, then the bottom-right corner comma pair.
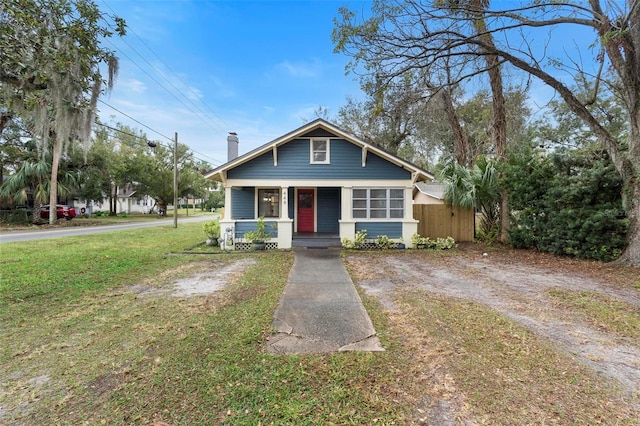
227,132 -> 239,162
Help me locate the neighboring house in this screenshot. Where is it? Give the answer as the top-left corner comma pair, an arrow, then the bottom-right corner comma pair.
205,119 -> 434,249
413,182 -> 475,242
73,185 -> 160,215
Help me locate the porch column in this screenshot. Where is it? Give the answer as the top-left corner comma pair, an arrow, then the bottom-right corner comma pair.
281,186 -> 290,219
403,186 -> 418,248
339,186 -> 355,240
278,186 -> 293,249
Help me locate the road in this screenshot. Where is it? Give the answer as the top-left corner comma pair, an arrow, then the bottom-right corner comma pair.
0,214 -> 217,243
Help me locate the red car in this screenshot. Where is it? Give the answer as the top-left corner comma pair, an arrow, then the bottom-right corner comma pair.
40,205 -> 76,220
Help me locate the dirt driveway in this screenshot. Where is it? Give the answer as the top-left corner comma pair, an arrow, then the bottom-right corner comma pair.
346,244 -> 640,400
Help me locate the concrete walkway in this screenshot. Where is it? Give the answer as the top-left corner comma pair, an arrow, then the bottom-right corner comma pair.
266,248 -> 384,354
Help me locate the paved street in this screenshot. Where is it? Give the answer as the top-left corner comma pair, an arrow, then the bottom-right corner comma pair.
0,214 -> 216,243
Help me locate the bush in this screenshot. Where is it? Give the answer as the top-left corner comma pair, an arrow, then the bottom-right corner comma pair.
505,146 -> 628,261
342,229 -> 367,249
376,234 -> 395,249
202,220 -> 220,240
411,233 -> 456,250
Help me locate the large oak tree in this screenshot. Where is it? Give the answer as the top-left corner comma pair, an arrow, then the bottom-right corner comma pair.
334,0 -> 640,265
1,0 -> 125,223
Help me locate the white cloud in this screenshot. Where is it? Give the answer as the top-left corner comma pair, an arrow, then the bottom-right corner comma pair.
119,78 -> 146,94
275,59 -> 321,78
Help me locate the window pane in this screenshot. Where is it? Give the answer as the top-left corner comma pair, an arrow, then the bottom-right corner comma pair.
353,189 -> 367,198
314,140 -> 327,151
299,192 -> 312,208
370,209 -> 387,218
370,189 -> 386,199
353,200 -> 367,208
353,209 -> 367,218
313,152 -> 326,162
370,200 -> 387,208
390,189 -> 404,199
390,209 -> 404,218
390,200 -> 403,209
258,189 -> 279,217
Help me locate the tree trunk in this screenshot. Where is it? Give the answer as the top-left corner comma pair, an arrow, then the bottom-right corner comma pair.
48,134 -> 62,225
615,173 -> 640,265
471,0 -> 509,243
441,88 -> 472,167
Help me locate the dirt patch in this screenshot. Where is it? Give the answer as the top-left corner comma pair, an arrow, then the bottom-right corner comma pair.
171,258 -> 256,296
127,258 -> 256,298
347,244 -> 640,419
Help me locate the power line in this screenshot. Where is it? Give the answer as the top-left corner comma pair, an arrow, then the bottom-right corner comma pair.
98,99 -> 174,142
94,120 -> 222,167
99,0 -> 228,133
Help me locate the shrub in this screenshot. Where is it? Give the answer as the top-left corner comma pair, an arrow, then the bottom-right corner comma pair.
505,146 -> 628,261
243,216 -> 272,243
202,220 -> 220,240
342,229 -> 367,249
411,233 -> 456,250
376,234 -> 394,249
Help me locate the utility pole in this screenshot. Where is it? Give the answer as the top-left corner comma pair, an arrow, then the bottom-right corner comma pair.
173,132 -> 178,229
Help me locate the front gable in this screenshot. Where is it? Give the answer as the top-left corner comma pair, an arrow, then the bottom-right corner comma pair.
206,119 -> 432,183
227,136 -> 411,180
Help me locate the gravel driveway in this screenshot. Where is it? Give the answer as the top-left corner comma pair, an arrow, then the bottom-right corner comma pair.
346,244 -> 640,398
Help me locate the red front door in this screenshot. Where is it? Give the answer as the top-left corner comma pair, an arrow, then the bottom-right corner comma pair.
297,189 -> 315,232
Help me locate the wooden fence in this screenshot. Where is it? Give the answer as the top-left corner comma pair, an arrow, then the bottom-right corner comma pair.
413,204 -> 475,242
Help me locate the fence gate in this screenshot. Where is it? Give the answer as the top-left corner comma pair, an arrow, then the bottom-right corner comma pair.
413,204 -> 475,242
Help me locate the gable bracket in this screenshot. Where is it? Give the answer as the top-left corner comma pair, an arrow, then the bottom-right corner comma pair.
361,146 -> 368,167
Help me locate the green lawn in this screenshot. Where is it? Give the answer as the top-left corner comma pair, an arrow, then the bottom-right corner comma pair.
1,228 -> 638,424
0,223 -> 414,424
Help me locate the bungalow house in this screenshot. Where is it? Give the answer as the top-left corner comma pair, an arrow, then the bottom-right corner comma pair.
204,119 -> 434,249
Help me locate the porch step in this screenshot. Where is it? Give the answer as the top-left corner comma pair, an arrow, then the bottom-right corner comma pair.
291,237 -> 342,248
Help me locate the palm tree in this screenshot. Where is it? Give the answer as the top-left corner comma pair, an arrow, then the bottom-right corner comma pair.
439,155 -> 500,239
0,156 -> 76,223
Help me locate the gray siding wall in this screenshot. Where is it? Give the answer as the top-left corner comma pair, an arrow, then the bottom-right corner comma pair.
317,187 -> 340,233
355,222 -> 403,238
227,138 -> 410,180
232,187 -> 254,219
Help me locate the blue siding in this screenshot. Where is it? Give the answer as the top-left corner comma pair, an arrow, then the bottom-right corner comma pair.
317,187 -> 340,233
232,187 -> 254,219
355,222 -> 402,238
288,187 -> 295,220
227,138 -> 410,180
235,221 -> 278,239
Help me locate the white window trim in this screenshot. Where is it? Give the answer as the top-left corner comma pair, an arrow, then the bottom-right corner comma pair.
310,138 -> 330,164
352,188 -> 405,220
256,187 -> 280,218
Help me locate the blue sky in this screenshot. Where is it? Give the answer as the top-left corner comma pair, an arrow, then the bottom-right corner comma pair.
100,0 -> 367,167
99,1 -> 604,168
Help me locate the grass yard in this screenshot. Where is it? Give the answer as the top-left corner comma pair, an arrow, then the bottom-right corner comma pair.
0,224 -> 415,424
2,227 -> 639,425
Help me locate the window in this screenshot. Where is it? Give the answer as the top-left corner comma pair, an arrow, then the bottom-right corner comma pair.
352,188 -> 404,219
258,189 -> 279,218
310,139 -> 330,164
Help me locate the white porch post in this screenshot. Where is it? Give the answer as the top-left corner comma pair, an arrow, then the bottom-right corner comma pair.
278,186 -> 292,249
219,185 -> 236,249
403,186 -> 418,248
339,186 -> 355,241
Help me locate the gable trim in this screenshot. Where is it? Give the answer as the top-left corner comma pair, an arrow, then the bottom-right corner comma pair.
205,119 -> 433,181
